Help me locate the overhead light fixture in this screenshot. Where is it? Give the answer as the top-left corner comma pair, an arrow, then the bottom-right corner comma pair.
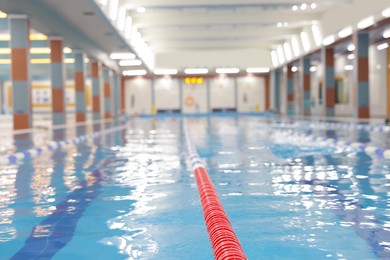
109,0 -> 119,20
125,16 -> 133,39
31,58 -> 51,64
338,26 -> 352,38
347,44 -> 355,51
283,42 -> 292,61
216,68 -> 240,74
291,36 -> 301,57
117,7 -> 127,31
382,7 -> 390,18
311,24 -> 322,47
154,69 -> 178,75
276,45 -> 285,64
30,47 -> 51,54
377,42 -> 389,51
292,5 -> 298,11
0,48 -> 10,54
291,66 -> 298,72
311,3 -> 317,9
344,65 -> 353,71
30,33 -> 48,41
271,50 -> 279,67
0,59 -> 10,64
65,58 -> 75,63
322,35 -> 335,46
184,68 -> 208,75
110,52 -> 136,59
246,67 -> 270,73
357,16 -> 374,29
383,29 -> 390,39
123,69 -> 147,76
300,31 -> 310,52
99,0 -> 108,6
0,34 -> 10,41
63,47 -> 72,54
0,10 -> 7,18
347,54 -> 355,60
137,7 -> 146,13
300,3 -> 307,10
119,59 -> 142,66
309,66 -> 317,72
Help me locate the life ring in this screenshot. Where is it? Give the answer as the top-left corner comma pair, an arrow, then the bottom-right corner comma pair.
185,96 -> 196,107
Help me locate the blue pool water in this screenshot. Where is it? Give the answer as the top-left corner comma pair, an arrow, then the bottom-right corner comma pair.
1,116 -> 390,259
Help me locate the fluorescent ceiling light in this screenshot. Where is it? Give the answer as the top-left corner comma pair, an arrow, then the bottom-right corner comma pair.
291,66 -> 298,72
357,16 -> 374,29
383,29 -> 390,39
246,67 -> 270,73
0,48 -> 10,54
347,44 -> 355,51
311,24 -> 322,47
309,66 -> 317,72
216,68 -> 240,74
65,58 -> 75,63
291,36 -> 301,57
30,47 -> 51,54
322,35 -> 335,46
300,31 -> 310,52
123,69 -> 147,76
382,7 -> 390,18
100,0 -> 108,6
0,10 -> 7,18
137,7 -> 146,13
109,0 -> 119,20
311,3 -> 317,9
31,58 -> 51,64
119,59 -> 142,66
338,26 -> 352,38
344,65 -> 353,71
117,7 -> 127,31
271,50 -> 278,67
276,45 -> 285,64
300,3 -> 307,10
283,42 -> 292,61
377,42 -> 389,51
125,16 -> 133,39
154,69 -> 178,75
347,54 -> 355,60
110,52 -> 135,59
184,68 -> 208,74
63,47 -> 72,53
292,5 -> 298,11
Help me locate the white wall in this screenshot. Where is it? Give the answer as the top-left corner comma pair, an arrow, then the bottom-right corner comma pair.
125,77 -> 152,114
182,81 -> 208,114
155,77 -> 180,112
237,76 -> 265,112
210,76 -> 235,110
369,45 -> 387,118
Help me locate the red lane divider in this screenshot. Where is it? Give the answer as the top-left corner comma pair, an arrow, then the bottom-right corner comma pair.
184,121 -> 246,259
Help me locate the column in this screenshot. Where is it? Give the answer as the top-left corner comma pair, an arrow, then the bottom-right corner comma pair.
301,56 -> 311,116
387,47 -> 390,118
91,60 -> 101,120
273,69 -> 280,113
287,64 -> 294,115
322,46 -> 335,117
9,15 -> 31,130
112,71 -> 120,118
50,37 -> 65,125
74,51 -> 86,122
121,76 -> 125,115
103,66 -> 111,119
264,74 -> 270,111
353,31 -> 370,118
151,78 -> 156,114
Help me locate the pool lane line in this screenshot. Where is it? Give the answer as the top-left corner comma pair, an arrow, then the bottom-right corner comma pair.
184,121 -> 247,260
11,159 -> 111,259
274,130 -> 390,160
0,122 -> 128,166
271,119 -> 390,133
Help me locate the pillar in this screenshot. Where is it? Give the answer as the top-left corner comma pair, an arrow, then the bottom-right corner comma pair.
322,46 -> 335,117
50,37 -> 65,125
112,71 -> 120,118
273,69 -> 280,113
353,31 -> 370,118
265,74 -> 270,111
121,76 -> 125,115
387,46 -> 390,118
74,51 -> 86,122
91,60 -> 101,120
301,56 -> 311,116
103,66 -> 111,119
9,15 -> 31,130
287,64 -> 294,115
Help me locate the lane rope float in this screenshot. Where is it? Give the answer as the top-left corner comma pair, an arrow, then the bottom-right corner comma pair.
0,122 -> 129,166
273,130 -> 390,159
184,120 -> 246,260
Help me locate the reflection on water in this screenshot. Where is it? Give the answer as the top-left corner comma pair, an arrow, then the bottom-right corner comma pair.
0,166 -> 17,242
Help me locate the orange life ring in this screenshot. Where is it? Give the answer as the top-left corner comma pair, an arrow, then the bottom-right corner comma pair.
185,96 -> 196,107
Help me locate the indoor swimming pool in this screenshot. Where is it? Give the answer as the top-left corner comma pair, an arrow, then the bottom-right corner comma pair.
1,115 -> 390,259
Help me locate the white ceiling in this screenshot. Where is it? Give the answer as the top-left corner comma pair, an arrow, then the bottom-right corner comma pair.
0,0 -> 389,72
